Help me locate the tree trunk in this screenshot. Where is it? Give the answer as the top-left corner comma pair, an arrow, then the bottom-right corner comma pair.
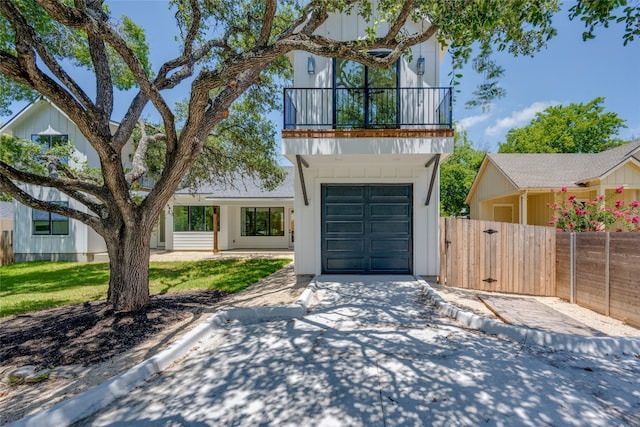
105,223 -> 152,312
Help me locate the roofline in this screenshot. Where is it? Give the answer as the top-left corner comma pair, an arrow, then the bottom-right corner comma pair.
576,155 -> 640,184
464,154 -> 520,205
577,149 -> 640,184
0,98 -> 120,134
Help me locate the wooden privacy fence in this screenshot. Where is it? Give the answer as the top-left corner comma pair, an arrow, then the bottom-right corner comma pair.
0,230 -> 14,266
439,218 -> 556,296
556,233 -> 640,328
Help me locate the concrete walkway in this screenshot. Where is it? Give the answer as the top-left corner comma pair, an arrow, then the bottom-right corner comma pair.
478,294 -> 605,337
62,276 -> 639,427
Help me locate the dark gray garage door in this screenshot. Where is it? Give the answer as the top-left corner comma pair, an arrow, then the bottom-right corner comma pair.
321,184 -> 412,274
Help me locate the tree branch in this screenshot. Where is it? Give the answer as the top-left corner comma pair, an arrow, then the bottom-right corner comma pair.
257,0 -> 277,46
0,174 -> 105,233
0,160 -> 109,203
125,120 -> 166,184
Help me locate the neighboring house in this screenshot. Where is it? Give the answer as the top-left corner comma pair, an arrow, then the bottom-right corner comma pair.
163,168 -> 294,251
465,140 -> 640,226
0,98 -> 134,262
282,14 -> 454,275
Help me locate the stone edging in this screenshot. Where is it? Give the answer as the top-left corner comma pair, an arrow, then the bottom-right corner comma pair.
8,285 -> 317,427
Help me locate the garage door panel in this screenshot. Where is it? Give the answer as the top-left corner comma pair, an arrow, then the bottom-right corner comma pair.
325,203 -> 364,217
369,185 -> 411,198
326,257 -> 367,272
324,186 -> 365,200
370,239 -> 410,252
326,238 -> 365,252
370,257 -> 411,272
322,184 -> 412,274
370,203 -> 410,217
370,221 -> 410,234
325,221 -> 364,234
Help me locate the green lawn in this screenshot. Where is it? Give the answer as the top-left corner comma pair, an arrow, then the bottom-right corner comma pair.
0,258 -> 292,317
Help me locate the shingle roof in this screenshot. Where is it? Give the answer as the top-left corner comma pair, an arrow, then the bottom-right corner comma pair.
175,166 -> 295,198
487,139 -> 640,189
0,201 -> 13,219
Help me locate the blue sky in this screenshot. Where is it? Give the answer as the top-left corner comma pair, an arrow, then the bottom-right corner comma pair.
2,2 -> 639,155
447,9 -> 640,152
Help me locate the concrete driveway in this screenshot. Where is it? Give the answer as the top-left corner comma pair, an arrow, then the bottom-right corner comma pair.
75,276 -> 639,427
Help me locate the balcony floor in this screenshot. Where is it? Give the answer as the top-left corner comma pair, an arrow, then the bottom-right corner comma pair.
281,128 -> 454,139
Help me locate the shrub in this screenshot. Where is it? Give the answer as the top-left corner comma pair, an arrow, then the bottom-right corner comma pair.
548,186 -> 640,232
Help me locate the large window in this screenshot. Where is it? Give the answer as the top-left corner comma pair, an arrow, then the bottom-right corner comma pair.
173,206 -> 220,232
31,134 -> 69,148
241,207 -> 284,236
32,201 -> 69,235
334,55 -> 399,129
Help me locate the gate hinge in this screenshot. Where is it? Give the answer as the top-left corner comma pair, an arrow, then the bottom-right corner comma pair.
483,229 -> 498,235
482,277 -> 497,283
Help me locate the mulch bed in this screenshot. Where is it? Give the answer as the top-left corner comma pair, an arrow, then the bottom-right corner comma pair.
0,290 -> 227,370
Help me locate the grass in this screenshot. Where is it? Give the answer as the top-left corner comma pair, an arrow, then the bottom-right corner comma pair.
0,257 -> 292,317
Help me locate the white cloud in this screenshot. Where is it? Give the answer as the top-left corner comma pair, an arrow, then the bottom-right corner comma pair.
456,113 -> 491,132
485,101 -> 559,136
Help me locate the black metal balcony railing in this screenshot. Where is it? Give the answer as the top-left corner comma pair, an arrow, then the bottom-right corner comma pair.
284,87 -> 452,130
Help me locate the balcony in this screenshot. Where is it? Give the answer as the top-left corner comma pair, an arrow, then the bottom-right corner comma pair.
283,87 -> 453,139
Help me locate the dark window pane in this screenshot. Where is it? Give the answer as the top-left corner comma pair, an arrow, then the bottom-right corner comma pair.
173,206 -> 189,231
189,206 -> 205,231
51,220 -> 69,235
242,208 -> 255,236
255,208 -> 269,236
33,220 -> 50,235
270,208 -> 284,236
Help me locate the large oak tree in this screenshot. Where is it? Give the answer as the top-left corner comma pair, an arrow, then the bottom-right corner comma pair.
1,0 -> 637,311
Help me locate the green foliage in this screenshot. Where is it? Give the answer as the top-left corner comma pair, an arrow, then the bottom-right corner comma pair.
0,258 -> 291,317
498,97 -> 627,153
569,0 -> 640,45
0,134 -> 46,175
440,130 -> 485,216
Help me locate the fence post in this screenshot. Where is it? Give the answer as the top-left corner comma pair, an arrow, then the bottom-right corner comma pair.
569,232 -> 576,304
605,232 -> 610,316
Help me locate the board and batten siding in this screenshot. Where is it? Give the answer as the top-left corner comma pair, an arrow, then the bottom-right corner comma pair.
469,161 -> 518,220
601,162 -> 640,187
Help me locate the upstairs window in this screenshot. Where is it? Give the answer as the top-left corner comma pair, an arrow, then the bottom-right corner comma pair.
32,133 -> 69,166
32,201 -> 69,235
334,54 -> 399,129
31,134 -> 69,150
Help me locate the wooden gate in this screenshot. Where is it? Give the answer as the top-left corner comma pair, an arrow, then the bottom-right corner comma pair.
439,218 -> 556,296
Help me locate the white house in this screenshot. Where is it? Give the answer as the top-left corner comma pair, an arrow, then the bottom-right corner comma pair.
282,13 -> 454,275
163,169 -> 294,252
2,12 -> 453,273
0,98 -> 295,260
0,98 -> 134,262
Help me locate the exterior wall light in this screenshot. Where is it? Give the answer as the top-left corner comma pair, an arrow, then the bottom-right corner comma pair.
307,56 -> 315,75
417,56 -> 425,76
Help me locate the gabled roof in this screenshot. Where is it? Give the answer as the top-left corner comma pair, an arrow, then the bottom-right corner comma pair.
175,166 -> 295,199
485,139 -> 640,190
0,98 -> 120,134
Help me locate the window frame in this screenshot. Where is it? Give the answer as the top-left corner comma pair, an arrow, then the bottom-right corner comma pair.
241,207 -> 285,237
173,205 -> 220,232
332,54 -> 400,129
32,201 -> 69,236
